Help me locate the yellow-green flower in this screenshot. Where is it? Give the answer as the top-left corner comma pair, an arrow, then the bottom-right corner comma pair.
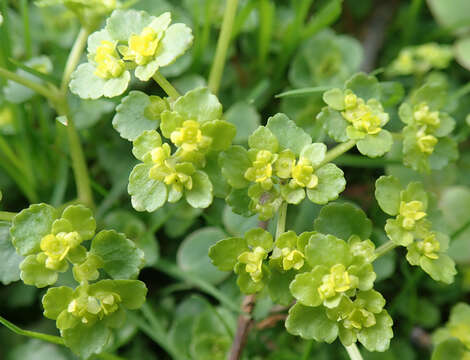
399,200 -> 426,230
40,232 -> 82,270
342,96 -> 382,136
237,246 -> 267,282
416,233 -> 440,260
280,248 -> 305,271
244,150 -> 277,190
120,27 -> 161,65
413,103 -> 440,128
290,157 -> 318,189
274,149 -> 296,179
149,160 -> 195,193
416,131 -> 438,154
67,288 -> 122,324
318,264 -> 357,300
94,40 -> 125,79
170,120 -> 212,153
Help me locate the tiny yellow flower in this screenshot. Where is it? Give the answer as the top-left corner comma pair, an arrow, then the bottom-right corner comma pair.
399,200 -> 426,230
343,307 -> 376,330
417,233 -> 440,260
280,247 -> 304,271
416,132 -> 438,154
244,150 -> 276,190
40,231 -> 81,270
318,264 -> 356,300
121,27 -> 160,65
413,103 -> 440,128
94,40 -> 125,79
290,157 -> 318,189
149,154 -> 195,193
342,95 -> 382,136
170,120 -> 212,153
237,246 -> 267,282
274,150 -> 295,179
344,92 -> 358,110
151,143 -> 171,166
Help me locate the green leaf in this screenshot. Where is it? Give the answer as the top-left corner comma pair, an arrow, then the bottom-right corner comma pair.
205,152 -> 230,198
266,113 -> 312,155
375,175 -> 402,216
186,171 -> 213,208
429,137 -> 458,170
160,111 -> 184,138
208,237 -> 248,271
106,9 -> 153,41
345,73 -> 381,101
248,126 -> 279,153
42,286 -> 74,320
267,268 -> 295,306
300,143 -> 327,167
0,221 -> 22,285
410,83 -> 446,110
20,255 -> 58,288
455,36 -> 470,71
307,164 -> 346,204
357,290 -> 386,314
427,0 -> 470,33
356,130 -> 393,158
132,130 -> 162,162
69,63 -> 130,99
89,279 -> 147,309
60,205 -> 96,241
357,311 -> 393,352
226,188 -> 253,217
305,233 -> 351,268
62,321 -> 111,358
290,268 -> 325,306
177,227 -> 229,284
201,120 -> 236,151
285,303 -> 338,342
113,91 -> 159,141
385,218 -> 413,246
128,163 -> 168,212
432,338 -> 468,360
314,202 -> 372,241
380,81 -> 405,107
245,228 -> 273,250
224,102 -> 261,144
323,88 -> 344,110
420,254 -> 456,284
173,87 -> 222,123
155,23 -> 194,68
401,181 -> 428,208
219,146 -> 251,189
318,107 -> 349,142
235,265 -> 265,294
11,204 -> 58,256
91,230 -> 145,279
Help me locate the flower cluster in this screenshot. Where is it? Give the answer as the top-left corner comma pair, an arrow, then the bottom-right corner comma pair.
375,176 -> 456,283
387,42 -> 453,76
399,83 -> 457,173
70,9 -> 193,99
319,73 -> 393,158
10,204 -> 147,358
219,113 -> 345,220
127,87 -> 236,212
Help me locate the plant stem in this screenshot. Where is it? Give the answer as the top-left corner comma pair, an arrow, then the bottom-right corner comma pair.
374,240 -> 397,259
345,343 -> 364,360
276,202 -> 287,239
301,340 -> 314,360
208,0 -> 239,94
0,315 -> 64,345
20,0 -> 31,59
0,211 -> 17,221
334,154 -> 402,168
61,27 -> 90,93
317,140 -> 357,168
152,71 -> 180,100
0,66 -> 59,102
228,295 -> 256,360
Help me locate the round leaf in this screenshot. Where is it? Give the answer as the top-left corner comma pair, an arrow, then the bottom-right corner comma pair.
266,113 -> 312,155
128,163 -> 168,212
173,87 -> 222,123
186,171 -> 213,208
375,175 -> 402,216
0,221 -> 22,285
61,204 -> 96,241
307,163 -> 346,204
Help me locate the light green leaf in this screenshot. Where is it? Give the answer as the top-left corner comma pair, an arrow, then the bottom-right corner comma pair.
285,303 -> 338,342
91,230 -> 145,279
323,88 -> 344,110
208,237 -> 248,271
173,87 -> 222,123
420,254 -> 456,284
290,268 -> 325,306
11,204 -> 58,256
219,146 -> 251,189
267,268 -> 295,306
385,218 -> 413,246
245,228 -> 273,250
0,221 -> 22,285
178,227 -> 229,284
357,310 -> 393,352
69,63 -> 130,99
318,107 -> 349,142
224,101 -> 261,144
156,23 -> 194,68
186,171 -> 213,208
201,120 -> 236,151
226,188 -> 253,217
410,83 -> 446,110
42,286 -> 74,320
132,130 -> 162,162
266,113 -> 312,155
434,112 -> 455,137
455,36 -> 470,71
356,130 -> 393,158
305,233 -> 351,268
307,164 -> 346,204
106,9 -> 153,41
62,320 -> 111,359
314,202 -> 372,240
20,255 -> 58,288
248,126 -> 279,153
429,137 -> 458,170
375,175 -> 402,216
128,163 -> 168,212
61,204 -> 96,241
89,279 -> 147,309
113,91 -> 159,141
160,111 -> 184,138
431,338 -> 468,360
300,143 -> 327,167
345,73 -> 381,101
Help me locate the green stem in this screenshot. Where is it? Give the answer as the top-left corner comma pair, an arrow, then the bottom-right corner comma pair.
0,66 -> 59,102
345,343 -> 364,360
0,211 -> 17,221
276,202 -> 287,239
0,315 -> 64,345
152,71 -> 181,100
208,0 -> 239,94
301,340 -> 314,360
374,241 -> 397,260
334,154 -> 402,168
317,140 -> 357,168
20,0 -> 31,59
61,27 -> 90,94
154,259 -> 242,314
